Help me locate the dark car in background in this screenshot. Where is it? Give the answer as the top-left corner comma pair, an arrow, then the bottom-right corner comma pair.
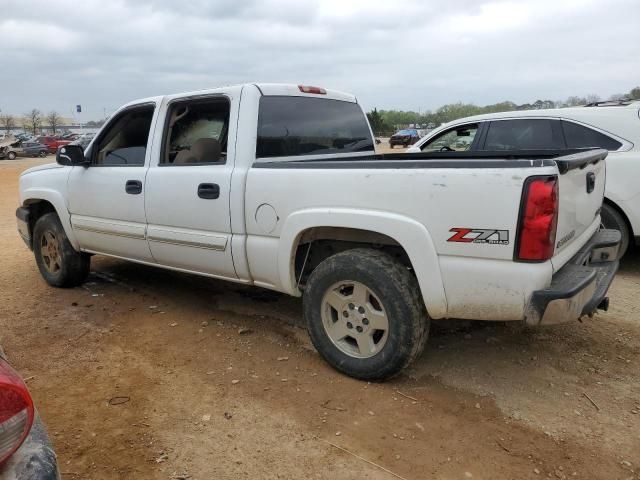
0,141 -> 48,160
0,348 -> 59,479
389,128 -> 420,148
22,141 -> 49,157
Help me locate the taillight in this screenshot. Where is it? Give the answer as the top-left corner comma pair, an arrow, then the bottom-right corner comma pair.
515,175 -> 559,262
0,358 -> 34,465
298,85 -> 327,95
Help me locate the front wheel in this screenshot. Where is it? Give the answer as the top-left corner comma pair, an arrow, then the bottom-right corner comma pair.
7,152 -> 16,160
39,150 -> 47,158
33,212 -> 90,287
303,248 -> 429,381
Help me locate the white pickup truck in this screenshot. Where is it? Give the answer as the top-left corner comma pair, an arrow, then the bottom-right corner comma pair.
16,83 -> 621,380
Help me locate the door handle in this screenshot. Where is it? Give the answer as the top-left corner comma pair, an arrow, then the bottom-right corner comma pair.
198,183 -> 220,199
125,180 -> 143,195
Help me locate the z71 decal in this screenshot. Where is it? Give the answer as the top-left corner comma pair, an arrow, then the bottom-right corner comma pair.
447,228 -> 509,245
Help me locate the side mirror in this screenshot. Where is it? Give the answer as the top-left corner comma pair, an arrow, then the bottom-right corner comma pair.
57,144 -> 88,167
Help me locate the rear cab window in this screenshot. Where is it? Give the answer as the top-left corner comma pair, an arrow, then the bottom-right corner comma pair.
482,119 -> 564,150
256,96 -> 374,159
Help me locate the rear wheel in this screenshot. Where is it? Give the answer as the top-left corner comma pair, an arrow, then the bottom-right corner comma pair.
601,203 -> 630,257
33,213 -> 90,287
303,248 -> 429,381
7,152 -> 16,160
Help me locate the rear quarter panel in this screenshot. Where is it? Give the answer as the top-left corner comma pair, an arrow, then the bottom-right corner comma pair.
244,162 -> 559,320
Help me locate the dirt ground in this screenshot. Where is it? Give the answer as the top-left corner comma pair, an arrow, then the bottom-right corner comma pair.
1,155 -> 639,480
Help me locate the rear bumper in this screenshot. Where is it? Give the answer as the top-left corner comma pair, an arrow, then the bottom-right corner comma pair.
0,414 -> 60,480
526,229 -> 621,325
16,207 -> 32,249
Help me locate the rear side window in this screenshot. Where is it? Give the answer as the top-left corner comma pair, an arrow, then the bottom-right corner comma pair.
483,119 -> 564,150
162,98 -> 230,165
256,96 -> 374,158
561,121 -> 622,151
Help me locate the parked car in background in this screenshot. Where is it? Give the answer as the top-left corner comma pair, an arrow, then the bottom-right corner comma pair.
0,140 -> 48,160
14,134 -> 34,143
0,346 -> 59,478
16,83 -> 620,381
0,138 -> 19,160
70,133 -> 95,150
389,128 -> 420,148
22,141 -> 49,157
36,136 -> 71,154
407,100 -> 640,255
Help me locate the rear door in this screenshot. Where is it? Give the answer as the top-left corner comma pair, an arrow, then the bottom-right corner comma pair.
143,91 -> 238,279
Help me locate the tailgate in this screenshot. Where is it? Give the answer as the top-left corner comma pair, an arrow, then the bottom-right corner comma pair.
553,149 -> 607,266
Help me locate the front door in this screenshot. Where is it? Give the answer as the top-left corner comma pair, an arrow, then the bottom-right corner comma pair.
67,103 -> 157,261
144,94 -> 237,279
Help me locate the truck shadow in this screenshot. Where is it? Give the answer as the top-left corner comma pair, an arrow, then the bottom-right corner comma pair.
87,251 -> 640,383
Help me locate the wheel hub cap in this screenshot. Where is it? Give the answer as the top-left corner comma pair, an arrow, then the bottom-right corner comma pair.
41,230 -> 62,274
321,281 -> 389,359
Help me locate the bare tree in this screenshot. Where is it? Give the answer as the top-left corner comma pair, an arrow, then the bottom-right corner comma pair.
1,114 -> 15,133
585,94 -> 601,105
47,111 -> 62,134
25,109 -> 42,136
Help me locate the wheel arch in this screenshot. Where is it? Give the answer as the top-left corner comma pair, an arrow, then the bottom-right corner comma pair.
603,196 -> 635,242
278,208 -> 448,318
21,189 -> 79,250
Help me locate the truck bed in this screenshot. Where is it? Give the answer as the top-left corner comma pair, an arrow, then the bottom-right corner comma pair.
254,148 -> 606,173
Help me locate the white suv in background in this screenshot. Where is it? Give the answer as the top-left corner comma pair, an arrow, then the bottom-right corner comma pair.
408,101 -> 640,254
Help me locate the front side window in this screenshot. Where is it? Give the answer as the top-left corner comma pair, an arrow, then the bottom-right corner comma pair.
561,121 -> 622,151
421,124 -> 478,152
256,96 -> 374,158
483,119 -> 564,150
162,98 -> 230,165
93,106 -> 154,166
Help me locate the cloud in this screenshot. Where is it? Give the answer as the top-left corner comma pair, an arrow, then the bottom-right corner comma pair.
0,0 -> 638,119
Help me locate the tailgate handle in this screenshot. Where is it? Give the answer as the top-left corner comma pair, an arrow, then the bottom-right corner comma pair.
198,183 -> 220,199
586,172 -> 596,194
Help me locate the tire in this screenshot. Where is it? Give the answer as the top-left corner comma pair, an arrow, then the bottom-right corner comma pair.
303,248 -> 429,381
7,151 -> 16,160
389,144 -> 394,149
39,150 -> 47,158
33,212 -> 90,287
601,203 -> 630,257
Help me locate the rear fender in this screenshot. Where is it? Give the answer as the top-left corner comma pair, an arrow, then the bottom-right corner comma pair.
278,208 -> 448,319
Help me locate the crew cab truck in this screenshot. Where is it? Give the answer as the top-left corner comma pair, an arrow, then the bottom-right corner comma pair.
16,84 -> 621,381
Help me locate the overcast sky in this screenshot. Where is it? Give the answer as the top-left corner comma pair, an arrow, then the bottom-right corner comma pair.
1,0 -> 638,120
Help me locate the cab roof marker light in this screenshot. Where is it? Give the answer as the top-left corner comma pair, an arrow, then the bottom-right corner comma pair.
298,85 -> 326,95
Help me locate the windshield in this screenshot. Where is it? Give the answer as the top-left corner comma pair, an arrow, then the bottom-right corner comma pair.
396,129 -> 416,135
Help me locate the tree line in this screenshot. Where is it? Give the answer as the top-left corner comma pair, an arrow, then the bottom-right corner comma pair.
367,86 -> 640,135
0,108 -> 105,136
